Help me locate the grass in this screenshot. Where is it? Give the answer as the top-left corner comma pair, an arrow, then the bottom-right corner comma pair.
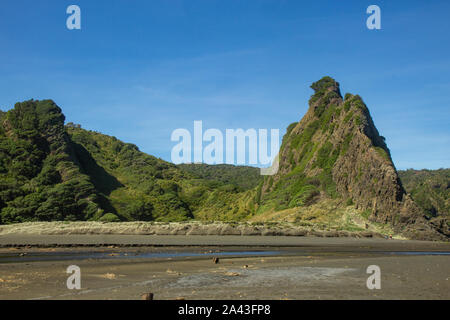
0,202 -> 399,238
251,199 -> 396,237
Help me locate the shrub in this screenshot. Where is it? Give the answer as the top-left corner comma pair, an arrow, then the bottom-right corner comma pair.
99,213 -> 120,222
374,147 -> 390,161
310,76 -> 337,92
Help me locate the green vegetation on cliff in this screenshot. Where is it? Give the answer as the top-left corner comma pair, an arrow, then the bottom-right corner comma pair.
67,126 -> 194,222
0,100 -> 102,223
256,77 -> 446,240
0,101 -> 258,223
0,78 -> 447,240
178,163 -> 261,191
398,169 -> 449,219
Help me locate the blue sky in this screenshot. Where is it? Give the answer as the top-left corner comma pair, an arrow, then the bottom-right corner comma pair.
0,0 -> 449,169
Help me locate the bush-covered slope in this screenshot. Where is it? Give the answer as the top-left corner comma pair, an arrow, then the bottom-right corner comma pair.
0,100 -> 104,223
1,83 -> 447,240
398,169 -> 449,218
0,100 -> 255,223
68,128 -> 258,222
67,126 -> 194,222
178,163 -> 262,191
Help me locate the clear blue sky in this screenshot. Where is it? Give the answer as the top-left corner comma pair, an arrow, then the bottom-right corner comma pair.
0,0 -> 449,170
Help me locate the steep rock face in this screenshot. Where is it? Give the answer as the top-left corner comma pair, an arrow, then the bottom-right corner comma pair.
259,77 -> 443,239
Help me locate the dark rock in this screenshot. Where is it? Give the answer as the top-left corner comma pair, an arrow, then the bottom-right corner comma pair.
141,293 -> 154,300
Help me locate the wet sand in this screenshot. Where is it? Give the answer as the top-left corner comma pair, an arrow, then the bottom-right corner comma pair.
0,236 -> 449,300
1,234 -> 448,248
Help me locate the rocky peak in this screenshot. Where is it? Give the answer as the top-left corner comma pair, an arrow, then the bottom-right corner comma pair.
259,76 -> 445,240
310,76 -> 342,96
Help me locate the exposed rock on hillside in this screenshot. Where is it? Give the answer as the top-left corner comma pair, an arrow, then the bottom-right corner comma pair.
259,77 -> 445,240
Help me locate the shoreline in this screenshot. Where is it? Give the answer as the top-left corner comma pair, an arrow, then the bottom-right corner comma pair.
1,234 -> 449,300
1,234 -> 449,249
1,239 -> 449,300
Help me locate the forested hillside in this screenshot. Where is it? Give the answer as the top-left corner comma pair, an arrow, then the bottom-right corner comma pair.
0,100 -> 255,223
1,78 -> 448,240
398,169 -> 449,219
178,164 -> 261,191
0,100 -> 103,223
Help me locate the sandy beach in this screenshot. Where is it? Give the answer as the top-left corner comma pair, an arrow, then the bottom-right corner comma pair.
0,235 -> 449,300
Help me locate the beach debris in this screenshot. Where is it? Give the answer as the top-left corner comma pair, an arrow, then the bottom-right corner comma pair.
19,253 -> 27,257
141,293 -> 154,300
166,269 -> 181,275
243,265 -> 249,269
224,272 -> 240,277
102,273 -> 116,280
213,257 -> 219,264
